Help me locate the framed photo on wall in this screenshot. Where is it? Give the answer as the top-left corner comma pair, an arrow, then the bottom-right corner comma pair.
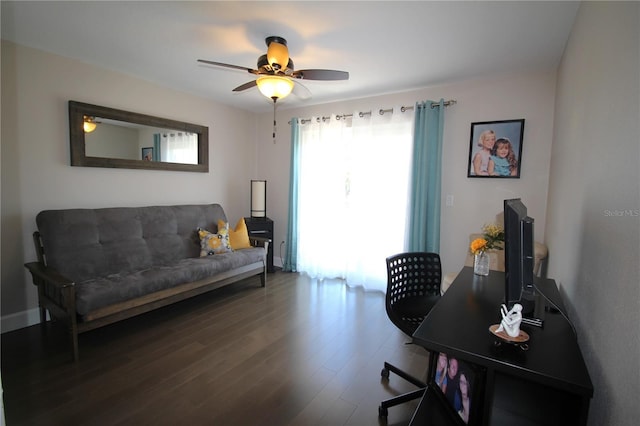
430,351 -> 485,425
467,119 -> 525,178
141,147 -> 154,161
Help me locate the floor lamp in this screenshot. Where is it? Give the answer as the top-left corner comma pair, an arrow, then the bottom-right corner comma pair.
251,180 -> 267,218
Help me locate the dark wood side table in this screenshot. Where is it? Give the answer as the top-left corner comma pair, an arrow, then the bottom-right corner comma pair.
244,217 -> 275,273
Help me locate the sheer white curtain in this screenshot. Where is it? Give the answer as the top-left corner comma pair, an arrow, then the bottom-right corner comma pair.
160,132 -> 198,164
296,108 -> 413,292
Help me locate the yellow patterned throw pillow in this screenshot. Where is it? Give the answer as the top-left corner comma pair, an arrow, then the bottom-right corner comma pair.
220,218 -> 252,250
198,223 -> 232,256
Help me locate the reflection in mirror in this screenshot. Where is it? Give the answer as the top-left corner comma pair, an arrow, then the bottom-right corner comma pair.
69,101 -> 208,172
84,119 -> 198,164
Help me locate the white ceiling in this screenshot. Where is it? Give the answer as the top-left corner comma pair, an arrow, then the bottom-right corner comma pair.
1,1 -> 580,113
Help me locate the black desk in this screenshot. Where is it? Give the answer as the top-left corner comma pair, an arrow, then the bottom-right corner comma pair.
411,267 -> 593,426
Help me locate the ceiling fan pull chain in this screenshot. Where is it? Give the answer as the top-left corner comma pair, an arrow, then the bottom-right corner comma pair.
272,97 -> 277,144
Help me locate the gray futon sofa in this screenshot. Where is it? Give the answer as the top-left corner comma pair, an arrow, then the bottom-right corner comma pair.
24,203 -> 268,361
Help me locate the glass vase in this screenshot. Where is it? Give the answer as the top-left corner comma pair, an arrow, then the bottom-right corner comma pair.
474,252 -> 490,276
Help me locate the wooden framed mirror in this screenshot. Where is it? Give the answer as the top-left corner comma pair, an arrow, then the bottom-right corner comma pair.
69,101 -> 209,172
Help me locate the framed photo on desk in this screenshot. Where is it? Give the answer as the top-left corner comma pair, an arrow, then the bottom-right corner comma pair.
430,351 -> 486,425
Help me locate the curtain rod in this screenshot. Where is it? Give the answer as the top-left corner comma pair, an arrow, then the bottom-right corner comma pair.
290,99 -> 456,125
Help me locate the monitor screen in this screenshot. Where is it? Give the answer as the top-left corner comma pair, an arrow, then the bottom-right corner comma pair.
503,198 -> 534,309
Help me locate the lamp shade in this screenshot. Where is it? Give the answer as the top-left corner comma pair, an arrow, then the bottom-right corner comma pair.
251,180 -> 267,218
267,40 -> 289,70
256,76 -> 294,100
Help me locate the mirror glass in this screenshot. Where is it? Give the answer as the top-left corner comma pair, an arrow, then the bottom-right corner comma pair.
69,101 -> 209,172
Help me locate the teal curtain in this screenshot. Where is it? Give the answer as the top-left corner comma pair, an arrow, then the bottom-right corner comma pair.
283,118 -> 300,272
153,134 -> 162,162
408,99 -> 445,252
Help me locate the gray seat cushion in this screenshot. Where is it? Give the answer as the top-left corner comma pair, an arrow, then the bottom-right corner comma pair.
75,247 -> 265,316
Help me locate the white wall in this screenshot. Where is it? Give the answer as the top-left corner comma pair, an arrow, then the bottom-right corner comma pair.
546,2 -> 640,425
1,41 -> 256,330
255,70 -> 557,276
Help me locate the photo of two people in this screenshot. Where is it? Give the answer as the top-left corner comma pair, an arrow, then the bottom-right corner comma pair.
467,119 -> 525,178
434,352 -> 475,424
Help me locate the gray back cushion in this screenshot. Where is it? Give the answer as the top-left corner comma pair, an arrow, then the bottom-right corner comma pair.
36,204 -> 227,282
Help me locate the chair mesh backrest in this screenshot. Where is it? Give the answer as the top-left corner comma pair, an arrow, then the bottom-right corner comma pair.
385,252 -> 442,335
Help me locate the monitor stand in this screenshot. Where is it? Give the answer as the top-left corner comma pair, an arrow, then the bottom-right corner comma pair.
520,289 -> 545,327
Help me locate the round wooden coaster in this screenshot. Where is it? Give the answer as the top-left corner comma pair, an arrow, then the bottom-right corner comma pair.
489,324 -> 530,343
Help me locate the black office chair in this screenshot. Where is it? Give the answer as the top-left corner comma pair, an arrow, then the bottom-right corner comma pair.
378,252 -> 442,418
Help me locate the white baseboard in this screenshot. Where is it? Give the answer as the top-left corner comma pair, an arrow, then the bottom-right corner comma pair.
1,308 -> 46,334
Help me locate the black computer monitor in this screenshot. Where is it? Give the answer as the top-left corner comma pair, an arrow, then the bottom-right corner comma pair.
503,198 -> 535,312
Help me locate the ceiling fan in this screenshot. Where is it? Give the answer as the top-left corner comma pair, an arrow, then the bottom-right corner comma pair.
197,36 -> 349,103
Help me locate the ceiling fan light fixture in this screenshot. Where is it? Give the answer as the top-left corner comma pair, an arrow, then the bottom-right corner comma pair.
83,116 -> 97,133
198,35 -> 348,105
256,76 -> 294,100
266,40 -> 289,70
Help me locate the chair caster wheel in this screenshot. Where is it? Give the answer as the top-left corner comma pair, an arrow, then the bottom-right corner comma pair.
381,367 -> 390,379
378,405 -> 388,418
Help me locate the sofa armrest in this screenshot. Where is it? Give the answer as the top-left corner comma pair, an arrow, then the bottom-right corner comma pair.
249,236 -> 270,267
249,235 -> 270,252
249,235 -> 271,247
25,261 -> 80,360
24,262 -> 77,312
24,262 -> 75,289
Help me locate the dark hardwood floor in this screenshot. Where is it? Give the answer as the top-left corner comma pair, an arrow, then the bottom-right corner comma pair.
2,271 -> 430,426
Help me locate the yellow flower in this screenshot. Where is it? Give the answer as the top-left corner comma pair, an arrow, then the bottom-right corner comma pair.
481,223 -> 505,250
470,238 -> 488,255
482,223 -> 503,239
469,222 -> 505,254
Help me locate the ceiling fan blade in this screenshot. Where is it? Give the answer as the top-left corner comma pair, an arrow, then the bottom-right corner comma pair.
293,81 -> 312,100
292,69 -> 349,81
197,59 -> 259,75
233,80 -> 258,92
